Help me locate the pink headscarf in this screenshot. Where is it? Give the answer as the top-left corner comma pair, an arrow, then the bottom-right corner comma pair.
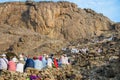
39,56 -> 42,61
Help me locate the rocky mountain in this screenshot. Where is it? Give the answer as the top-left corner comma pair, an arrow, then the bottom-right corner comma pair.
0,1 -> 116,55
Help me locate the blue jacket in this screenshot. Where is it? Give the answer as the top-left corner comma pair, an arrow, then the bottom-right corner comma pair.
24,58 -> 34,70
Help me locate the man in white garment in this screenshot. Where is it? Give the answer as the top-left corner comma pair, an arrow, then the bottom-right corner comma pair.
47,57 -> 53,68
0,54 -> 8,75
0,54 -> 8,70
16,60 -> 24,73
64,54 -> 69,65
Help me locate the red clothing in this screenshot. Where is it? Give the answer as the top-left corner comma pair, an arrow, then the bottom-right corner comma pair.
53,58 -> 58,68
8,61 -> 16,71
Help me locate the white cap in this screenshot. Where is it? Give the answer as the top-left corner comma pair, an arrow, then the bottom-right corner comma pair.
2,54 -> 6,57
19,54 -> 23,58
12,57 -> 18,62
19,57 -> 24,61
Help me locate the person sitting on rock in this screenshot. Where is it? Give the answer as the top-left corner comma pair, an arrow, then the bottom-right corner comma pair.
0,54 -> 8,75
8,56 -> 16,71
16,59 -> 24,73
71,48 -> 79,54
50,53 -> 54,61
64,54 -> 69,65
53,57 -> 58,68
60,55 -> 66,65
33,56 -> 43,70
24,56 -> 34,71
42,54 -> 47,68
47,57 -> 53,68
30,73 -> 41,80
0,54 -> 8,69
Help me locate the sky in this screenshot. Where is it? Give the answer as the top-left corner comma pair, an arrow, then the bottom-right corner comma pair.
0,0 -> 120,22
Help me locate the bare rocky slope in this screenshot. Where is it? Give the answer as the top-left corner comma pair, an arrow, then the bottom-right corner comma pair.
0,1 -> 116,55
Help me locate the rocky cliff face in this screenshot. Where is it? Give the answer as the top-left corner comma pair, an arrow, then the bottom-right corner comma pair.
0,1 -> 114,54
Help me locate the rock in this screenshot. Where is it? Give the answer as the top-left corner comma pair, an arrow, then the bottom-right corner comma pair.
109,56 -> 119,61
104,69 -> 115,78
112,22 -> 120,32
115,74 -> 120,80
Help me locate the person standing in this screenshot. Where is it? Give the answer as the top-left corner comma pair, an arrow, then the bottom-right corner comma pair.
0,54 -> 8,75
8,57 -> 16,71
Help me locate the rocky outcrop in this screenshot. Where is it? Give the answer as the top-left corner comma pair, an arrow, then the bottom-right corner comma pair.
112,22 -> 120,32
0,65 -> 82,80
88,59 -> 120,80
0,1 -> 114,54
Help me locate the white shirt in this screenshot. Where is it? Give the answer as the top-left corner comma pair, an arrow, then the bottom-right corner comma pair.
61,56 -> 66,64
0,58 -> 8,70
64,57 -> 69,64
47,58 -> 53,68
16,62 -> 24,73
